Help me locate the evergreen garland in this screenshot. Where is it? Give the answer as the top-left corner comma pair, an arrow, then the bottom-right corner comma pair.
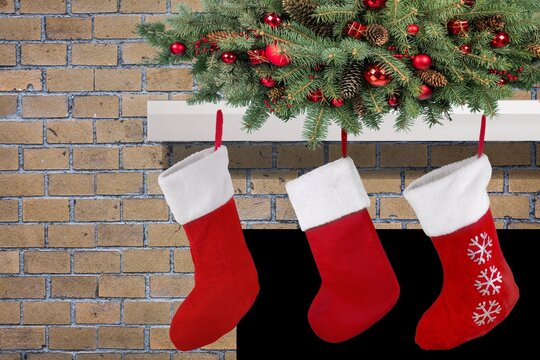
138,0 -> 540,148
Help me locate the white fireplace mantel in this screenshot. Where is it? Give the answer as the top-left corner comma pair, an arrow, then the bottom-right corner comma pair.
147,100 -> 540,142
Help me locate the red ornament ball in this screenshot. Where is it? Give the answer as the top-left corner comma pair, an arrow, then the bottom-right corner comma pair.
496,78 -> 507,86
448,19 -> 469,36
387,96 -> 399,107
491,31 -> 510,48
363,0 -> 387,10
406,24 -> 420,35
411,54 -> 432,70
265,43 -> 291,67
259,77 -> 277,88
220,51 -> 237,64
307,89 -> 324,103
331,98 -> 345,107
418,84 -> 433,100
459,43 -> 472,54
169,42 -> 187,55
263,12 -> 283,28
364,64 -> 392,87
461,0 -> 476,6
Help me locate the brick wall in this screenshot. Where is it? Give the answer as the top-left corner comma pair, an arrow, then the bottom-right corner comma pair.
0,0 -> 539,358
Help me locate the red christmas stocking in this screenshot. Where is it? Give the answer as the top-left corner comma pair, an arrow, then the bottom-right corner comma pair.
158,111 -> 259,351
404,135 -> 519,350
286,134 -> 400,343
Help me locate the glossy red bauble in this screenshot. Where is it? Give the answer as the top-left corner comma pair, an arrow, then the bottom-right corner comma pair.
307,89 -> 324,103
448,19 -> 469,36
418,84 -> 433,100
263,12 -> 283,28
259,77 -> 277,88
411,54 -> 432,70
363,0 -> 387,9
331,98 -> 345,107
461,0 -> 476,6
221,51 -> 238,64
406,24 -> 420,35
459,43 -> 472,54
387,96 -> 399,107
265,43 -> 291,67
169,42 -> 187,55
364,64 -> 392,87
491,31 -> 510,48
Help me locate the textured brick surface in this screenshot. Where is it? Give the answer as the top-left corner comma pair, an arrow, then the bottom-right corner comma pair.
75,302 -> 121,324
23,301 -> 71,324
74,251 -> 121,273
24,250 -> 71,273
0,301 -> 20,324
97,224 -> 144,247
123,301 -> 171,324
0,251 -> 19,273
0,3 -> 538,358
98,326 -> 145,349
98,275 -> 146,298
47,120 -> 94,144
49,327 -> 97,350
0,327 -> 45,349
72,43 -> 118,65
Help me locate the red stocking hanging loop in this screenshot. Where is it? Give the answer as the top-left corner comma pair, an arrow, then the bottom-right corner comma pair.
477,114 -> 486,158
341,128 -> 348,158
215,109 -> 224,151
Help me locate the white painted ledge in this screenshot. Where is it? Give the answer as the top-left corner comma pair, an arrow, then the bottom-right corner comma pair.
147,100 -> 540,142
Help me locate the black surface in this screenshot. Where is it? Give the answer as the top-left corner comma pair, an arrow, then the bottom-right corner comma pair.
238,230 -> 538,358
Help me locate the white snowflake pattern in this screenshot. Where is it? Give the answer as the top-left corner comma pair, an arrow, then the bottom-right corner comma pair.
467,232 -> 493,265
472,300 -> 502,326
474,266 -> 503,296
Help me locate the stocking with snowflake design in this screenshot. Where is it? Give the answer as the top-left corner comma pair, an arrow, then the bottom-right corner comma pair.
403,117 -> 519,350
285,130 -> 400,343
158,111 -> 259,351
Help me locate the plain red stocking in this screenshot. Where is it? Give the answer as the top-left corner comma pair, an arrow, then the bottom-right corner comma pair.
404,154 -> 519,350
286,154 -> 400,343
158,114 -> 259,351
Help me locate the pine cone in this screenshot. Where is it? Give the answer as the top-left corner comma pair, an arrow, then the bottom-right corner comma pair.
417,69 -> 448,88
267,86 -> 286,103
352,95 -> 366,116
365,24 -> 389,46
207,31 -> 242,42
282,0 -> 334,36
526,44 -> 540,59
339,62 -> 364,99
473,15 -> 505,32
